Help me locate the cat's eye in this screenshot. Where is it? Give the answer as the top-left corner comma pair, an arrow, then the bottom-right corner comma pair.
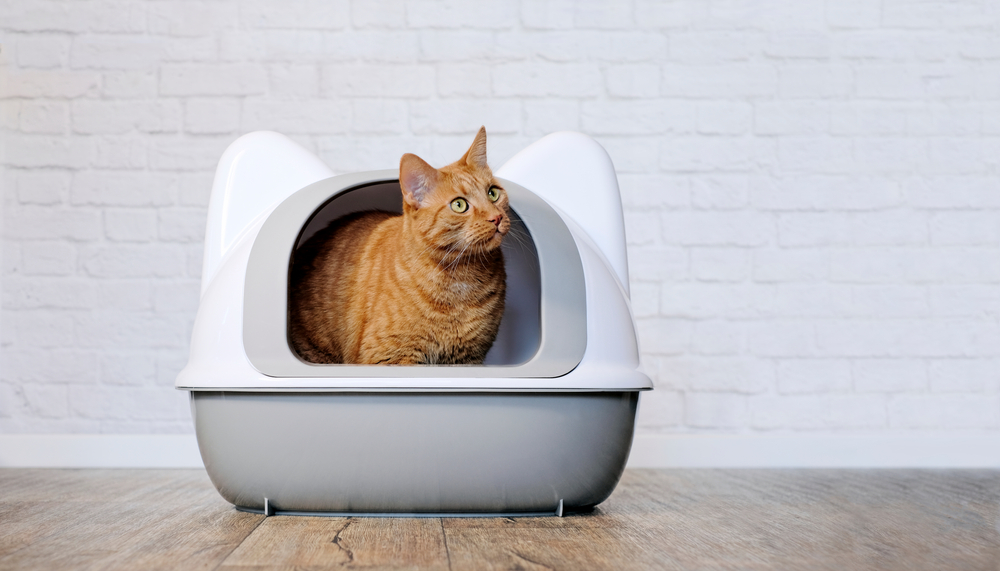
487,186 -> 501,202
450,198 -> 469,213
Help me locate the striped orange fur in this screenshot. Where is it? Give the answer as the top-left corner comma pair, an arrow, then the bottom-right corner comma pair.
288,127 -> 509,364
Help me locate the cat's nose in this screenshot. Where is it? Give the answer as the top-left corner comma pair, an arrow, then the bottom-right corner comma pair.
489,213 -> 503,228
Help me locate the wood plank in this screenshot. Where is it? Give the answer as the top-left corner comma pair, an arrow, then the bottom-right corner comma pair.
218,516 -> 450,570
1,468 -> 999,570
0,469 -> 262,571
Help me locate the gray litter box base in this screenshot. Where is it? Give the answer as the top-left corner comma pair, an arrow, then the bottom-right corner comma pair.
192,391 -> 639,516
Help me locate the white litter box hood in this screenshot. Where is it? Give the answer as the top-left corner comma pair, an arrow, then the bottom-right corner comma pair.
176,131 -> 651,392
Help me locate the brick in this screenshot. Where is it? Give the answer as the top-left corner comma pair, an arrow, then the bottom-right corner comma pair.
95,280 -> 152,311
695,101 -> 751,135
753,248 -> 828,282
75,311 -> 191,349
778,213 -> 852,247
523,101 -> 581,138
158,208 -> 206,243
778,63 -> 852,98
582,100 -> 694,135
691,247 -> 749,282
889,395 -> 1000,429
851,285 -> 928,318
243,99 -> 349,134
829,395 -> 887,429
79,245 -> 186,278
1,348 -> 99,384
662,64 -> 776,98
183,99 -> 241,135
72,171 -> 177,206
769,284 -> 853,318
826,0 -> 881,28
685,393 -> 747,429
69,36 -> 165,70
764,32 -> 830,59
661,211 -> 773,246
149,137 -> 230,171
747,320 -> 816,357
670,32 -> 762,63
777,359 -> 851,394
16,171 -> 70,205
829,102 -> 910,136
21,242 -> 76,276
661,137 -> 764,172
754,101 -> 828,135
437,64 -> 492,97
817,319 -> 1000,358
69,385 -> 188,420
147,1 -> 238,36
670,356 -> 771,393
177,172 -> 215,207
2,277 -> 95,310
903,176 -> 1000,209
20,101 -> 69,134
350,99 -> 409,135
854,359 -> 927,393
406,0 -> 516,28
882,0 -> 988,29
635,390 -> 683,428
5,135 -> 92,169
521,0 -> 631,30
619,174 -> 690,208
930,212 -> 1000,246
629,282 -> 659,318
750,395 -> 830,430
596,136 -> 661,173
104,208 -> 158,242
627,247 -> 688,281
634,0 -> 692,28
324,31 -> 421,64
92,136 -> 149,169
3,206 -> 102,241
101,72 -> 159,99
850,211 -> 928,246
635,318 -> 692,355
605,64 -> 660,98
493,63 -> 603,97
1,69 -> 101,98
241,0 -> 349,29
267,65 -> 320,97
411,100 -> 521,135
161,64 -> 267,96
352,0 -> 407,28
321,64 -> 436,97
691,320 -> 744,355
751,176 -> 902,211
661,284 -> 772,320
72,100 -> 181,134
100,351 -> 157,385
5,0 -> 145,33
777,137 -> 853,174
16,35 -> 70,68
419,30 -> 518,62
14,309 -> 77,348
928,359 -> 1000,393
623,211 -> 661,245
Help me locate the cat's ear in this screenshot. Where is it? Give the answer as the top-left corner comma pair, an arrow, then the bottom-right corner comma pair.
399,153 -> 439,209
462,126 -> 488,170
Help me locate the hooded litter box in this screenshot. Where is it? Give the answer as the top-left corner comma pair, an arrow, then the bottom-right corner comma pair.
176,130 -> 652,517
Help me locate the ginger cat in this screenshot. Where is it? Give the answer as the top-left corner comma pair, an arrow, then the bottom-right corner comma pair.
288,127 -> 510,365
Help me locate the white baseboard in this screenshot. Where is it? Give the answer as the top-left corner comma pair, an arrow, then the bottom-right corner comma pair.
1,433 -> 998,469
627,433 -> 1000,468
0,434 -> 204,468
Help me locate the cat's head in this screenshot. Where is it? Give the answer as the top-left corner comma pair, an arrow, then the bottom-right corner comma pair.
398,126 -> 511,255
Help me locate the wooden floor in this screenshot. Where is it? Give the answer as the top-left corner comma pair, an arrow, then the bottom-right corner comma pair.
1,469 -> 998,570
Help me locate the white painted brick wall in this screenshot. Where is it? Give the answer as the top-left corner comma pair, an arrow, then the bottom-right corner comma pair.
1,0 -> 999,438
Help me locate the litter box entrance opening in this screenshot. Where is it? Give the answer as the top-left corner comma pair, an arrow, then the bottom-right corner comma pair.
289,181 -> 542,366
